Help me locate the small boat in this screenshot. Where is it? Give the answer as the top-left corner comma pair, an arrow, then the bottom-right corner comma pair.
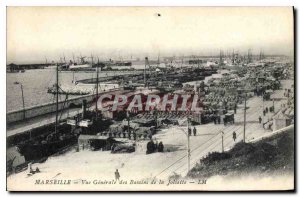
16,64 -> 78,162
16,133 -> 77,161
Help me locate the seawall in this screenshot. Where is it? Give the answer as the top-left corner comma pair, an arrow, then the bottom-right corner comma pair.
6,88 -> 125,124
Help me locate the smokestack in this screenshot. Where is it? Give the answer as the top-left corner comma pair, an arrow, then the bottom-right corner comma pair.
82,99 -> 87,119
144,57 -> 148,86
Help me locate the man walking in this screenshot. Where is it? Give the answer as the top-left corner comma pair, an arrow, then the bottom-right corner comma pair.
259,116 -> 262,124
115,169 -> 120,182
233,131 -> 237,142
193,127 -> 197,136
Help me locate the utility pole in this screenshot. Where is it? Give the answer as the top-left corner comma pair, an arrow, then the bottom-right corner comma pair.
20,84 -> 25,120
219,50 -> 223,66
181,57 -> 183,73
14,81 -> 26,120
90,54 -> 94,67
154,107 -> 158,130
17,83 -> 30,139
262,71 -> 266,125
55,64 -> 59,134
127,111 -> 130,135
72,53 -> 75,63
187,115 -> 191,172
144,57 -> 147,87
221,131 -> 224,152
95,62 -> 99,119
243,94 -> 247,142
262,91 -> 265,124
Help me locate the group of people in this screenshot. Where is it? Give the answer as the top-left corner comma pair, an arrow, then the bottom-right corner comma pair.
146,140 -> 164,154
259,106 -> 274,123
27,163 -> 40,176
259,106 -> 274,130
213,116 -> 221,124
263,106 -> 274,116
187,127 -> 197,136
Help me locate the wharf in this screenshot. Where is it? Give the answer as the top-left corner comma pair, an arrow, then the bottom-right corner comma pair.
7,107 -> 82,138
7,89 -> 129,138
7,80 -> 294,190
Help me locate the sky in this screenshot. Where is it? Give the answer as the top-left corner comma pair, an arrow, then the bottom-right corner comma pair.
7,7 -> 294,64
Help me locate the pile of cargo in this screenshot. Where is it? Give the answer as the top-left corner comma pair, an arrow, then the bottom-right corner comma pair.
47,84 -> 93,95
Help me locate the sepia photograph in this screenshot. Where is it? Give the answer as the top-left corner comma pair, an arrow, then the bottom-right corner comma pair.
5,6 -> 294,191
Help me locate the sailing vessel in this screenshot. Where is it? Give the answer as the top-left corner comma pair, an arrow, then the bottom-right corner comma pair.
16,64 -> 78,161
69,56 -> 92,70
66,61 -> 113,136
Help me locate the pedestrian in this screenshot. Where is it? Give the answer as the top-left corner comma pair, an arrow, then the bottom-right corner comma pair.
268,123 -> 272,130
111,143 -> 116,152
218,116 -> 221,124
155,140 -> 158,151
263,110 -> 266,116
266,107 -> 268,113
259,116 -> 262,124
193,127 -> 197,136
233,131 -> 237,142
115,169 -> 120,181
35,167 -> 40,173
128,130 -> 131,139
234,106 -> 237,114
27,162 -> 33,174
146,140 -> 155,154
158,141 -> 164,152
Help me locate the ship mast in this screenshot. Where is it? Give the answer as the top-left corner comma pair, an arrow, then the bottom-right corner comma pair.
96,58 -> 99,119
144,57 -> 147,87
55,63 -> 59,134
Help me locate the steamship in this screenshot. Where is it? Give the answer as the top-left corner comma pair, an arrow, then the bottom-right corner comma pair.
16,64 -> 79,161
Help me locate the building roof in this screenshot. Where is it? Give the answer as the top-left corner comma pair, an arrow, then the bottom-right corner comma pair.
78,135 -> 112,140
273,111 -> 291,120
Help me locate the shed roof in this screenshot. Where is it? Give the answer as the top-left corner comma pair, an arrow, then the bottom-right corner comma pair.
273,111 -> 291,120
78,135 -> 112,140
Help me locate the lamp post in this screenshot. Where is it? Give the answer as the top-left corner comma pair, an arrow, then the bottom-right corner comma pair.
243,94 -> 246,142
187,116 -> 190,172
14,82 -> 25,120
221,131 -> 224,153
179,116 -> 191,173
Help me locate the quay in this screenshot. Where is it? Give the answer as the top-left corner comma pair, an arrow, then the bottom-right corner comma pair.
7,80 -> 294,188
6,57 -> 294,178
7,89 -> 128,138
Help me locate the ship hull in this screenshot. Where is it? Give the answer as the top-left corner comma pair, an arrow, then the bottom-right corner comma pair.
16,135 -> 77,161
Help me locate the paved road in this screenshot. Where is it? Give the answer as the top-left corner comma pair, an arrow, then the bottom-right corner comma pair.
7,108 -> 83,137
153,80 -> 292,178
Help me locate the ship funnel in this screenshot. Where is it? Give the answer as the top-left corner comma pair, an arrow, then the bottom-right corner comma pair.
82,99 -> 87,119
